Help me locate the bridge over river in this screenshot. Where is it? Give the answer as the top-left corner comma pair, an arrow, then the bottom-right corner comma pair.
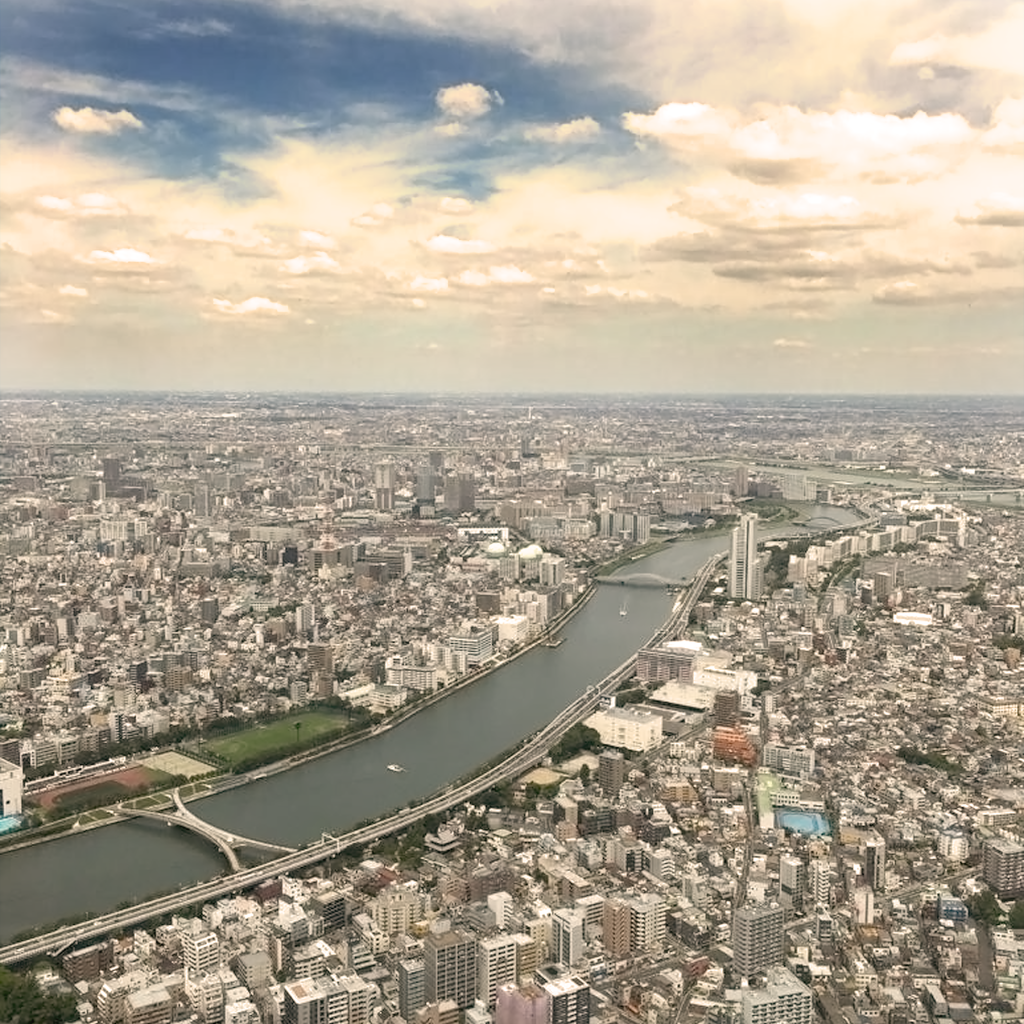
120,789 -> 296,871
595,572 -> 687,588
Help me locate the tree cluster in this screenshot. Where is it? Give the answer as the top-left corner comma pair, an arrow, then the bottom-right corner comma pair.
0,967 -> 77,1024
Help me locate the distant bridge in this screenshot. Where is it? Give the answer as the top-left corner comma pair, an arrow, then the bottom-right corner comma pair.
798,514 -> 846,527
596,572 -> 687,588
120,789 -> 297,871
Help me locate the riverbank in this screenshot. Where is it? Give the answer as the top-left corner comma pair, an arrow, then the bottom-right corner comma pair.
0,583 -> 598,857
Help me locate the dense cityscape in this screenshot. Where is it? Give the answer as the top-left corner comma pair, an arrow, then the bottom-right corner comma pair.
0,393 -> 1021,1024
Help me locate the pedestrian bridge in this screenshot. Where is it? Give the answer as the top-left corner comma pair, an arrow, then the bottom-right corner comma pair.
596,573 -> 687,588
120,789 -> 297,872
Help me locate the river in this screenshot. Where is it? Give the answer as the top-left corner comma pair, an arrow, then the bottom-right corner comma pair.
0,505 -> 860,941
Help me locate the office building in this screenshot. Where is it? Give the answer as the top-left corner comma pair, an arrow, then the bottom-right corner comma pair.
732,903 -> 784,979
374,462 -> 396,511
714,690 -> 740,728
729,514 -> 762,600
636,641 -> 699,685
862,835 -> 886,892
586,706 -> 662,752
808,860 -> 831,908
479,935 -> 520,1008
282,975 -> 374,1024
0,756 -> 24,817
399,959 -> 426,1020
425,929 -> 477,1009
762,743 -> 815,778
550,908 -> 585,968
627,893 -> 666,953
539,973 -> 590,1024
444,472 -> 476,514
938,829 -> 968,863
740,967 -> 812,1024
779,856 -> 805,916
182,928 -> 220,980
63,940 -> 115,983
125,986 -> 173,1024
982,838 -> 1024,898
495,984 -> 550,1024
597,750 -> 624,799
602,900 -> 631,958
447,624 -> 496,665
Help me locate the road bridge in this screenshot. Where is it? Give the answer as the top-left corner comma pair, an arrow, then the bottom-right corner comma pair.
595,572 -> 687,588
0,555 -> 724,967
119,789 -> 297,871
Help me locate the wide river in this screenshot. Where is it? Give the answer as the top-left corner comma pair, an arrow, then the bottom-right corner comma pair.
0,505 -> 859,941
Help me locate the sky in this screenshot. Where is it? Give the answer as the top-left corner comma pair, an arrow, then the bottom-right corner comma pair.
0,0 -> 1022,395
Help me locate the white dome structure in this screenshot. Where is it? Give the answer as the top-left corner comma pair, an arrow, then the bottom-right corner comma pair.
485,541 -> 506,557
518,544 -> 543,560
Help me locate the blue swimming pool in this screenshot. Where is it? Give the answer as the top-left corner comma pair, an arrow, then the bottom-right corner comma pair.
775,810 -> 831,836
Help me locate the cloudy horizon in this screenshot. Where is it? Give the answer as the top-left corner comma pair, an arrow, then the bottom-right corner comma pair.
1,0 -> 1021,394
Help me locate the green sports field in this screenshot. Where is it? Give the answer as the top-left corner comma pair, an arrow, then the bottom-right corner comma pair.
204,712 -> 348,765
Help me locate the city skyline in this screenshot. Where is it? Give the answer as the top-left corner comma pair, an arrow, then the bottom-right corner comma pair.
1,0 -> 1022,395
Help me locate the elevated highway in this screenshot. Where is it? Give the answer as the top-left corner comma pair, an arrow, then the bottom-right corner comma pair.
0,554 -> 722,967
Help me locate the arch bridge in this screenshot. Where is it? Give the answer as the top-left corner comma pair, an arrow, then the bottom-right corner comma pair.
120,789 -> 297,872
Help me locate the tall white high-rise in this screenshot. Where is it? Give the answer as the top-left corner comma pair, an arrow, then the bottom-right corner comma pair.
729,513 -> 762,600
808,859 -> 832,908
779,856 -> 806,916
550,908 -> 585,967
478,935 -> 519,1008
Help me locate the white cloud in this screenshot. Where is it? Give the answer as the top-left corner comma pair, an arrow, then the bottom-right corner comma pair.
672,188 -> 875,229
81,248 -> 156,265
982,97 -> 1024,150
773,337 -> 811,348
35,193 -> 128,218
351,202 -> 395,227
155,18 -> 231,37
35,308 -> 73,324
409,275 -> 449,292
280,251 -> 341,275
525,117 -> 601,143
299,230 -> 338,249
440,197 -> 474,214
956,194 -> 1024,227
210,296 -> 291,316
434,122 -> 467,137
624,102 -> 732,140
625,102 -> 976,180
435,82 -> 499,120
58,285 -> 89,298
455,265 -> 534,286
888,6 -> 1024,76
487,265 -> 534,284
583,284 -> 652,301
53,106 -> 144,134
872,280 -> 921,303
182,226 -> 277,251
425,234 -> 496,255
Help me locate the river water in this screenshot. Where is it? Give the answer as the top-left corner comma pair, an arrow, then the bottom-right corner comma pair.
0,505 -> 859,941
